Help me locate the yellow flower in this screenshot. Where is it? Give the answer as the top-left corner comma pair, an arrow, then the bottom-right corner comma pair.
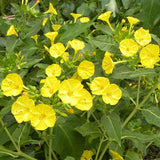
134,27 -> 151,46
119,39 -> 139,57
158,83 -> 160,90
42,18 -> 48,26
70,13 -> 82,23
58,79 -> 83,106
6,25 -> 18,37
31,35 -> 39,44
1,73 -> 23,96
75,89 -> 93,111
77,60 -> 95,79
30,0 -> 40,9
102,84 -> 122,105
44,32 -> 58,44
44,2 -> 57,15
102,53 -> 114,74
81,150 -> 93,160
98,11 -> 113,31
31,104 -> 56,130
49,42 -> 66,58
45,64 -> 61,77
40,76 -> 60,97
11,96 -> 35,123
52,24 -> 62,31
70,39 -> 85,53
80,17 -> 90,23
140,44 -> 160,68
110,150 -> 124,160
127,16 -> 139,33
71,72 -> 82,81
60,52 -> 69,63
90,77 -> 110,95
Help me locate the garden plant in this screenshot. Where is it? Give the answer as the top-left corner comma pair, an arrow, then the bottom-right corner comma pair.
0,0 -> 160,159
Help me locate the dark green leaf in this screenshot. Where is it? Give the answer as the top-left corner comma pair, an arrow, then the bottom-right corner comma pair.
125,151 -> 142,160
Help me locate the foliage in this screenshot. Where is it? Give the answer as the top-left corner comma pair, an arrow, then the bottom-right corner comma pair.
0,0 -> 160,160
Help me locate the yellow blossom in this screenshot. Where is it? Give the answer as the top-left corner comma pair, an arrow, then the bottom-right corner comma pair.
127,16 -> 139,33
140,44 -> 160,68
98,11 -> 113,31
42,18 -> 48,26
71,72 -> 82,81
44,32 -> 58,44
80,17 -> 90,23
52,24 -> 62,31
70,13 -> 82,23
44,2 -> 57,15
6,25 -> 18,37
75,89 -> 93,111
31,104 -> 56,130
78,60 -> 95,79
58,79 -> 83,106
49,42 -> 66,58
119,39 -> 139,57
110,150 -> 124,160
134,27 -> 151,46
30,0 -> 40,9
31,35 -> 39,44
40,76 -> 60,97
102,84 -> 122,105
90,77 -> 110,95
11,96 -> 35,123
102,53 -> 114,74
1,73 -> 23,96
70,39 -> 85,53
81,150 -> 93,160
60,52 -> 69,63
45,64 -> 61,77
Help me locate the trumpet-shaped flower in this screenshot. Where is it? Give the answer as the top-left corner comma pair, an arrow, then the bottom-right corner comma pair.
1,73 -> 23,96
70,13 -> 82,23
44,2 -> 57,15
45,64 -> 61,77
52,24 -> 62,31
134,27 -> 151,46
102,54 -> 114,74
11,96 -> 35,123
70,39 -> 85,53
77,60 -> 95,79
31,104 -> 56,130
60,52 -> 69,63
49,42 -> 66,58
44,32 -> 58,43
42,18 -> 48,26
58,79 -> 83,106
127,16 -> 139,33
98,11 -> 113,31
81,150 -> 93,160
75,89 -> 93,111
90,77 -> 110,95
140,44 -> 160,68
31,35 -> 39,44
110,150 -> 124,160
80,17 -> 90,23
7,25 -> 18,37
119,39 -> 139,57
102,84 -> 122,105
40,76 -> 60,97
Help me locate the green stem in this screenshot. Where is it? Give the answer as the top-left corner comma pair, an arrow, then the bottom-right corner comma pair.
0,117 -> 20,152
98,140 -> 112,160
72,50 -> 78,62
122,76 -> 160,128
95,136 -> 104,160
49,128 -> 53,160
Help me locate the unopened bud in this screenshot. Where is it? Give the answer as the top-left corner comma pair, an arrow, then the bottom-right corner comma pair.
122,26 -> 127,32
68,109 -> 74,114
92,52 -> 96,56
122,19 -> 126,24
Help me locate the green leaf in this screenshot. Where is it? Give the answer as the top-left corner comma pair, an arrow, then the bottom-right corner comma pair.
75,122 -> 101,138
122,0 -> 132,9
58,22 -> 93,43
64,156 -> 75,160
125,151 -> 142,160
142,107 -> 160,128
101,113 -> 122,146
88,35 -> 118,52
151,34 -> 160,45
52,115 -> 84,159
0,37 -> 6,47
111,66 -> 156,79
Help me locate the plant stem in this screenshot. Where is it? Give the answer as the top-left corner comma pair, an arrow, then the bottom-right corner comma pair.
98,140 -> 112,160
95,136 -> 104,160
122,76 -> 160,128
49,128 -> 53,160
